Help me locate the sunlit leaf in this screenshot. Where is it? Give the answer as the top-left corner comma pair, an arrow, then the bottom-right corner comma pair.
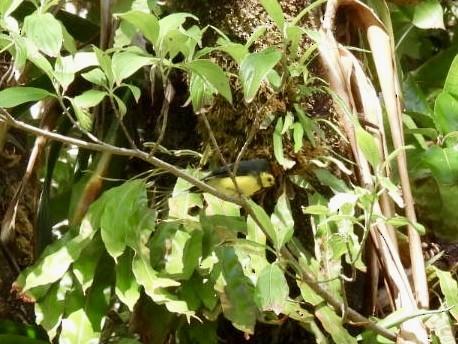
355,126 -> 381,169
412,0 -> 445,30
60,309 -> 99,344
260,0 -> 285,30
240,47 -> 282,102
115,251 -> 140,312
24,12 -> 63,57
81,68 -> 108,88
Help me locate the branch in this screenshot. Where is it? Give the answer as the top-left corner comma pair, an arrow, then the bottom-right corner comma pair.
0,108 -> 243,205
1,108 -> 397,341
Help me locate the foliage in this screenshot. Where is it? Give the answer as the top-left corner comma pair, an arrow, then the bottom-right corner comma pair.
1,0 -> 458,343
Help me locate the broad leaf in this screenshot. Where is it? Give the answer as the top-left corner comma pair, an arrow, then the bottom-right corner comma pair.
112,50 -> 152,85
60,309 -> 99,344
412,0 -> 444,30
421,146 -> 458,185
0,87 -> 53,107
255,263 -> 289,314
186,59 -> 232,104
216,247 -> 257,334
24,12 -> 63,57
117,10 -> 159,46
240,47 -> 282,102
116,251 -> 140,311
73,90 -> 107,108
434,91 -> 458,135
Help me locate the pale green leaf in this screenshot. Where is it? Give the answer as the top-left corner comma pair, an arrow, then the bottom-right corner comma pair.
24,12 -> 63,57
292,122 -> 304,153
81,68 -> 108,88
60,309 -> 99,344
412,0 -> 445,30
355,126 -> 381,169
260,0 -> 285,29
247,199 -> 278,249
255,263 -> 289,314
70,99 -> 93,131
435,268 -> 458,322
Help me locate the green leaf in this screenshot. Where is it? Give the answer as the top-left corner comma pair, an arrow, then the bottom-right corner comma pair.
412,0 -> 444,30
186,59 -> 232,104
443,55 -> 458,99
158,13 -> 198,48
273,117 -> 285,166
74,90 -> 107,108
292,122 -> 304,153
216,247 -> 257,334
164,228 -> 202,279
434,92 -> 458,135
60,309 -> 99,344
188,71 -> 216,113
100,180 -> 156,259
434,267 -> 458,321
113,94 -> 127,117
35,281 -> 65,340
122,83 -> 141,102
421,146 -> 458,184
313,169 -> 349,193
70,99 -> 93,131
247,199 -> 278,249
240,47 -> 282,102
24,12 -> 63,57
255,263 -> 289,314
315,305 -> 357,344
260,0 -> 285,30
271,193 -> 294,249
117,10 -> 159,46
93,46 -> 114,88
0,87 -> 53,108
216,41 -> 248,65
72,232 -> 104,292
132,253 -> 180,298
54,52 -> 98,91
20,230 -> 94,291
355,126 -> 381,169
0,0 -> 23,17
112,50 -> 152,85
302,204 -> 330,215
81,68 -> 108,88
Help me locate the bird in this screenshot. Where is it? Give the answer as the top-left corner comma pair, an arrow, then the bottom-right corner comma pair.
198,159 -> 276,197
